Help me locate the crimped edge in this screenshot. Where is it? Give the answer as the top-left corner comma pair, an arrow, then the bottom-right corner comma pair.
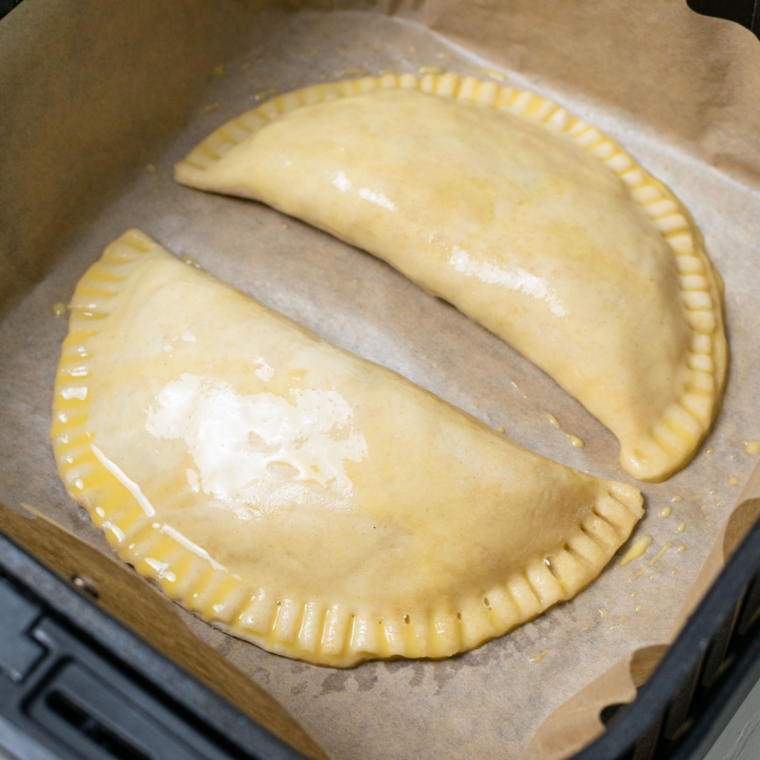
175,72 -> 727,484
52,229 -> 644,667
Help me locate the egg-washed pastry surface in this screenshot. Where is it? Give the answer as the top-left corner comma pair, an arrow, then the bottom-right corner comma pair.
175,73 -> 727,484
52,230 -> 643,668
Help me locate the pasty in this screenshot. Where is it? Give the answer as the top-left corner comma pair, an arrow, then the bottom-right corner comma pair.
52,230 -> 643,667
175,73 -> 727,483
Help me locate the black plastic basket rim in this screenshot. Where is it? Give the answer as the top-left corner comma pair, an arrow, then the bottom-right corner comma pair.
2,504 -> 760,760
573,506 -> 760,760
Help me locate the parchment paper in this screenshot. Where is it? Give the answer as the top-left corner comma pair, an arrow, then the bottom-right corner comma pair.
1,2 -> 759,759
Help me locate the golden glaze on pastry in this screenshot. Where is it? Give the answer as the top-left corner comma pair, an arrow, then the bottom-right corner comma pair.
175,73 -> 727,483
51,230 -> 643,667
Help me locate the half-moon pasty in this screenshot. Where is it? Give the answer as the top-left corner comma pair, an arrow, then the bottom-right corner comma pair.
52,230 -> 643,667
175,73 -> 727,483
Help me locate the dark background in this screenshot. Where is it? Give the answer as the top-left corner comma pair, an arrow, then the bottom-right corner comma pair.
0,0 -> 759,35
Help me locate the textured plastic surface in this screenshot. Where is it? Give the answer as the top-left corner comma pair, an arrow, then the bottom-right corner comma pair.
0,533 -> 309,760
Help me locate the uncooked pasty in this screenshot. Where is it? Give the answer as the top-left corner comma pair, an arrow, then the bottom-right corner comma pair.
52,230 -> 643,667
175,73 -> 727,483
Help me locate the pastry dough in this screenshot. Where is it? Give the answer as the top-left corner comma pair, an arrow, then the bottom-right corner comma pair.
52,230 -> 643,667
175,73 -> 727,483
